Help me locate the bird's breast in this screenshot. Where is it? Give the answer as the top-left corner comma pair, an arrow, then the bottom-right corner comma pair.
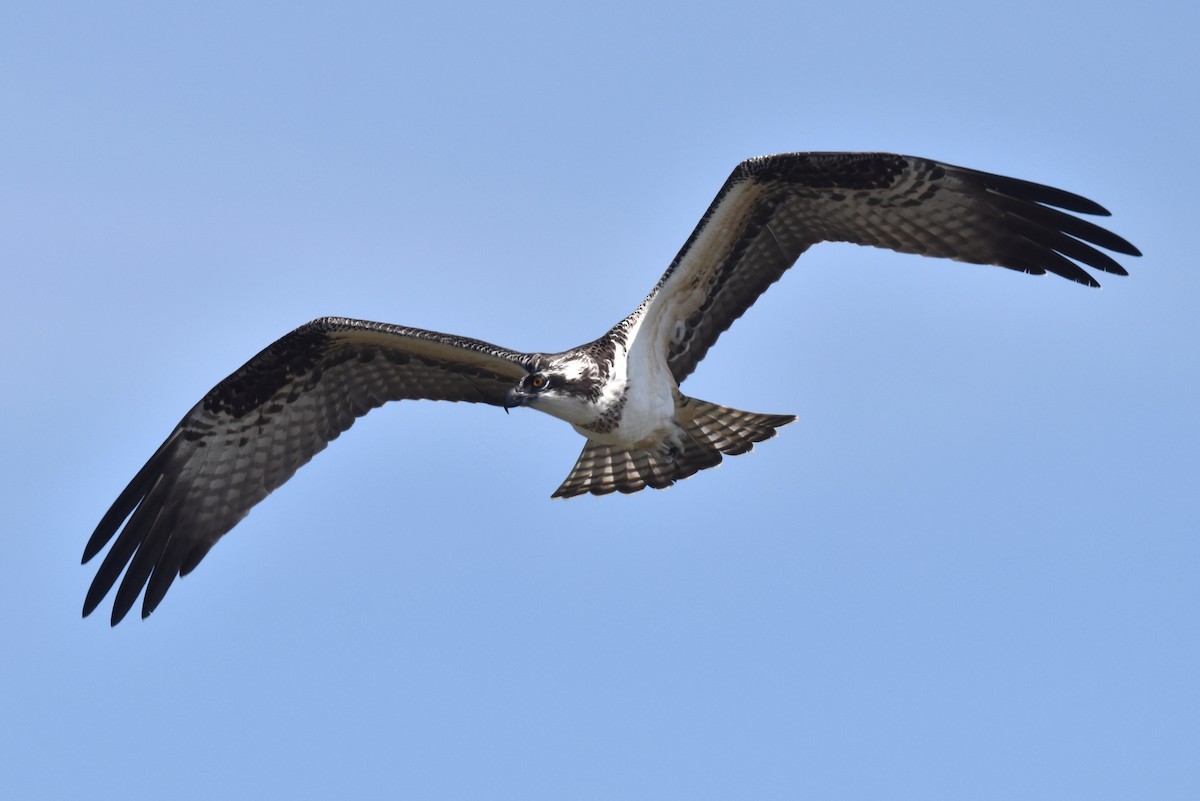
574,344 -> 679,449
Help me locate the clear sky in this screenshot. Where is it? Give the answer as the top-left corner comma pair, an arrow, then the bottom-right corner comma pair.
3,2 -> 1196,799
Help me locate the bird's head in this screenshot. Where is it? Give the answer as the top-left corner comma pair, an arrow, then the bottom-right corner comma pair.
504,353 -> 606,426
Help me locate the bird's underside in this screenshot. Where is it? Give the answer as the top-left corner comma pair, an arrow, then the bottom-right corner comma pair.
82,151 -> 1141,624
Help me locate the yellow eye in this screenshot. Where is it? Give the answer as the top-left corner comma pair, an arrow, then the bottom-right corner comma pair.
530,374 -> 547,390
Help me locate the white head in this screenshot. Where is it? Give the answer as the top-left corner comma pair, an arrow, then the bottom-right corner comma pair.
504,351 -> 613,426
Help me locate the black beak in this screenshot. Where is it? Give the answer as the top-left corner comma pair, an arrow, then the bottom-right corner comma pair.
503,386 -> 525,414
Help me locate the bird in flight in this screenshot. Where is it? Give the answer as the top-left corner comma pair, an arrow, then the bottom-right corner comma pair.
82,151 -> 1140,624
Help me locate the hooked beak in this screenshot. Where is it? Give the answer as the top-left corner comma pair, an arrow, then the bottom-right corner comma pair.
503,386 -> 528,414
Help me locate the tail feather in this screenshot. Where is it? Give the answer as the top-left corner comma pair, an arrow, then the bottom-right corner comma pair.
551,398 -> 795,498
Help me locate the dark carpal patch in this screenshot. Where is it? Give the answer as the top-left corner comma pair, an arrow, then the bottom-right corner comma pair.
202,324 -> 331,419
738,152 -> 909,191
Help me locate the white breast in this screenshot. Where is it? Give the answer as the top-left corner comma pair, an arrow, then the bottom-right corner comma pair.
573,314 -> 680,450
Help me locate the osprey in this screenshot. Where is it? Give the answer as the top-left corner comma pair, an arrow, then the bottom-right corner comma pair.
82,152 -> 1140,624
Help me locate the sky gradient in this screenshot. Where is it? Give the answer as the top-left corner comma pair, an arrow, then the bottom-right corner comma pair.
4,2 -> 1196,799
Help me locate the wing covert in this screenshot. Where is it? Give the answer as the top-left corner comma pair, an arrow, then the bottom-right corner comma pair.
633,152 -> 1140,383
82,316 -> 531,624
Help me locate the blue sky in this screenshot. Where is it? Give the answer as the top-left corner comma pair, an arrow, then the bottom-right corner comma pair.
3,2 -> 1196,798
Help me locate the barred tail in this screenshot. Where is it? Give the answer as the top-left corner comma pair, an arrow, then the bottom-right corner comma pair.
551,398 -> 795,498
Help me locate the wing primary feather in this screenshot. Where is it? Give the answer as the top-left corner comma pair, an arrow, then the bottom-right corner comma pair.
110,502 -> 181,625
651,152 -> 1139,383
82,430 -> 182,564
83,317 -> 534,622
990,192 -> 1142,257
1022,244 -> 1101,287
81,473 -> 171,619
1005,212 -> 1130,277
970,168 -> 1114,216
143,524 -> 201,616
180,538 -> 220,577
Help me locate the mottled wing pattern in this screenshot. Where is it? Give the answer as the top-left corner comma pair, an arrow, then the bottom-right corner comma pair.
82,316 -> 532,624
636,152 -> 1141,383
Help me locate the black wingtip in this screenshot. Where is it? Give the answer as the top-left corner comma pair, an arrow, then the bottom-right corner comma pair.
107,589 -> 139,626
80,576 -> 135,625
979,170 -> 1113,216
81,585 -> 106,621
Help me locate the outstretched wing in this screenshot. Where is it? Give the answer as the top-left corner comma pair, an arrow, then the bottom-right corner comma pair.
82,316 -> 532,625
634,152 -> 1141,383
